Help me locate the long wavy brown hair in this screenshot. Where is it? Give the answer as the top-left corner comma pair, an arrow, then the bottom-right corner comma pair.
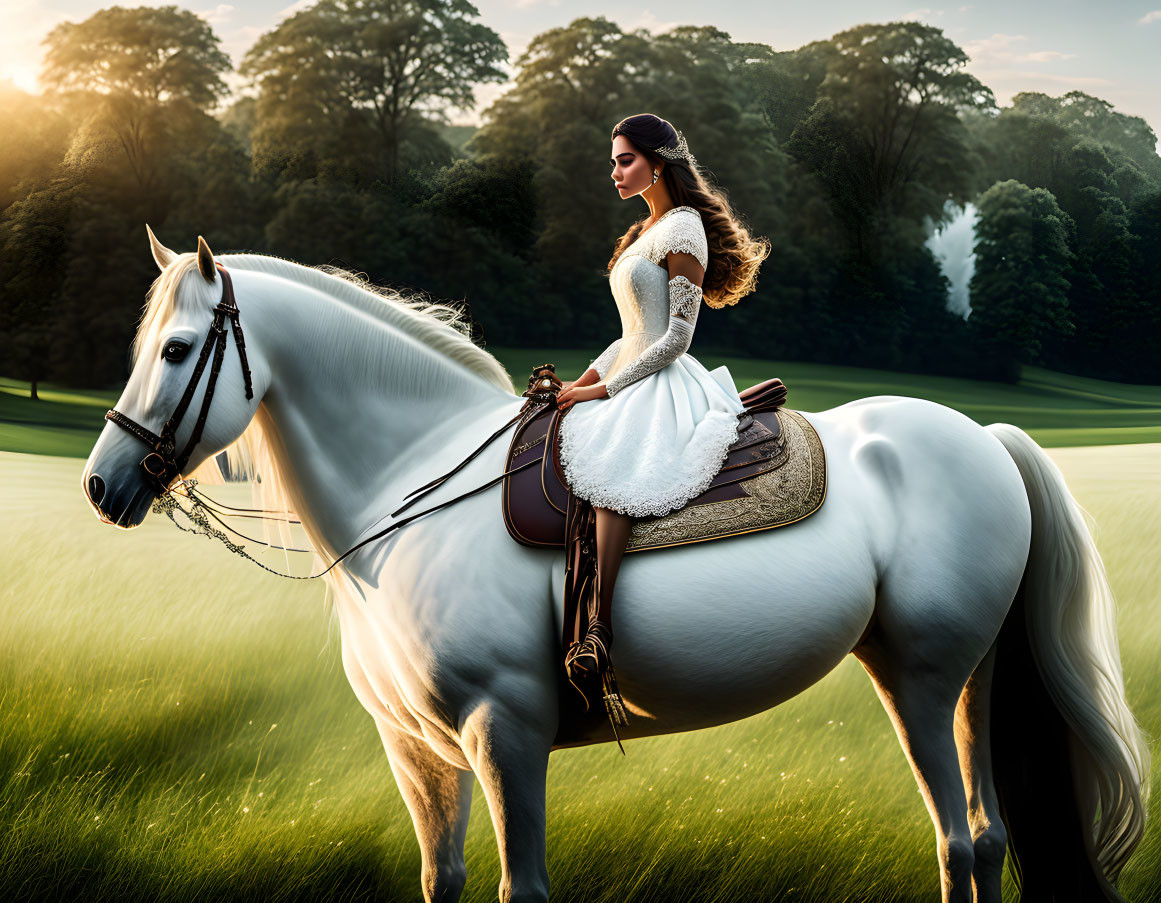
606,113 -> 770,308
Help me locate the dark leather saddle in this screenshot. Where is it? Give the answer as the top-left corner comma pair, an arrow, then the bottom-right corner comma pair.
502,372 -> 789,552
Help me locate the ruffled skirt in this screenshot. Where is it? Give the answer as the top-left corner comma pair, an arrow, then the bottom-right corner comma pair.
558,354 -> 745,518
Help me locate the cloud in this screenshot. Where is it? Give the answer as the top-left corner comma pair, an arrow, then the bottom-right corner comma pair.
618,10 -> 682,35
991,71 -> 1110,87
901,8 -> 945,22
217,24 -> 266,67
963,33 -> 1075,66
276,0 -> 316,20
1139,10 -> 1161,24
1026,50 -> 1076,62
197,4 -> 235,26
960,32 -> 1108,106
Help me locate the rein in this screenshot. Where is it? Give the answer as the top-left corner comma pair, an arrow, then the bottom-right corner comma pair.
108,260 -> 563,580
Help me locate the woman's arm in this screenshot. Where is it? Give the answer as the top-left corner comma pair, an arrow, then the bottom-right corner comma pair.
602,308 -> 693,396
559,285 -> 697,408
565,214 -> 708,404
603,251 -> 705,397
562,339 -> 621,391
588,338 -> 622,381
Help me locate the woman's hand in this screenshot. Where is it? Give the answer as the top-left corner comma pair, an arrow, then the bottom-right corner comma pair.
560,368 -> 600,394
557,383 -> 608,412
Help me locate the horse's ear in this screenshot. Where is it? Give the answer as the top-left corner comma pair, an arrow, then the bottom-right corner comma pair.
196,235 -> 216,281
146,224 -> 176,272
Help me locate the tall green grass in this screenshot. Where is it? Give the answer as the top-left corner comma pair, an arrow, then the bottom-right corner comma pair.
2,445 -> 1159,901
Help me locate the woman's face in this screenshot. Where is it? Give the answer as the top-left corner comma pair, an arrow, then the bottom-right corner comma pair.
610,134 -> 659,199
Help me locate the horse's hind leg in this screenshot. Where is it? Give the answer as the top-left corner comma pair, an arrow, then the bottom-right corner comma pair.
378,722 -> 475,903
953,642 -> 1006,903
856,640 -> 979,903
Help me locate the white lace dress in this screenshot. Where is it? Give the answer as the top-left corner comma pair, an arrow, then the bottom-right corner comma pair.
558,205 -> 745,517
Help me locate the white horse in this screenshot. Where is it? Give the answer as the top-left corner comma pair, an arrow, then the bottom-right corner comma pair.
83,232 -> 1150,903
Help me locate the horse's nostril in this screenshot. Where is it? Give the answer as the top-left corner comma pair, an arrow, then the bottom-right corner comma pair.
88,474 -> 106,505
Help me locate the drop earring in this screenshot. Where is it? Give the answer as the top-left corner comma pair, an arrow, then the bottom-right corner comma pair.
652,168 -> 659,185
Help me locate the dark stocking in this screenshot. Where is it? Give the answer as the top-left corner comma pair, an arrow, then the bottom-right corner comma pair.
593,506 -> 633,626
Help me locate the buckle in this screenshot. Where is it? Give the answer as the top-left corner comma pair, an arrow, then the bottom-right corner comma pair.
170,477 -> 197,498
523,363 -> 561,396
141,451 -> 171,479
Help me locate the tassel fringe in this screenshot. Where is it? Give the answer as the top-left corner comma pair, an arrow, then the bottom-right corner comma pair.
602,664 -> 629,755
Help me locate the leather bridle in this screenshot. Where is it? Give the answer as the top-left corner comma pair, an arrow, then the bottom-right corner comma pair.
105,262 -> 254,493
104,263 -> 555,581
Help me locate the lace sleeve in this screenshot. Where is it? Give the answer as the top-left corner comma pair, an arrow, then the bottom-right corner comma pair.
653,210 -> 708,270
588,338 -> 622,379
668,275 -> 702,325
604,276 -> 702,397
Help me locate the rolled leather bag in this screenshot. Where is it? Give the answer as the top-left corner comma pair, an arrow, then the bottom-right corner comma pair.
738,377 -> 787,413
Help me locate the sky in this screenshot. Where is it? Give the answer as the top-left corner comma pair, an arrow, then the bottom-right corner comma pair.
2,1 -> 1159,151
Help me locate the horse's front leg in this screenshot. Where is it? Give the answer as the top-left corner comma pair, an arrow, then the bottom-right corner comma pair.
378,721 -> 476,903
461,694 -> 556,903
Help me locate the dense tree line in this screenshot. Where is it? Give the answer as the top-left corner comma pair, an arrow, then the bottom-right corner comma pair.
1,5 -> 1158,396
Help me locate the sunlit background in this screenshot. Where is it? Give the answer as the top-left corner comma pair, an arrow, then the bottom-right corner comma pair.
2,2 -> 1159,900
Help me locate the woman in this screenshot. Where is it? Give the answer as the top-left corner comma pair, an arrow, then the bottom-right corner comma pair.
555,113 -> 770,708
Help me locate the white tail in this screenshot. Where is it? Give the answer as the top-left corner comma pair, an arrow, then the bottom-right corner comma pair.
987,423 -> 1150,897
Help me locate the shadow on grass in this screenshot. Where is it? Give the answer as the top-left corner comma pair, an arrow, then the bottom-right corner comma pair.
2,829 -> 417,903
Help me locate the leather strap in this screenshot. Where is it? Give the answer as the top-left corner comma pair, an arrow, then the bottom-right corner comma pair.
391,404 -> 540,517
105,262 -> 253,492
311,456 -> 542,578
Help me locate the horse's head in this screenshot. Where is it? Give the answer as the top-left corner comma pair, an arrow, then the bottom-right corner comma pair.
82,228 -> 266,528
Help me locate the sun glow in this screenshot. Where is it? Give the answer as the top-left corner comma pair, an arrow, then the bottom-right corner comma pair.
1,64 -> 39,94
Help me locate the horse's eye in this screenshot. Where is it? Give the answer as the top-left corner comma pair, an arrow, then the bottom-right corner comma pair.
162,340 -> 189,362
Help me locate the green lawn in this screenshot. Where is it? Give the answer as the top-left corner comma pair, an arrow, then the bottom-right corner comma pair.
1,441 -> 1160,901
7,355 -> 1157,461
3,357 -> 1160,899
489,349 -> 1161,448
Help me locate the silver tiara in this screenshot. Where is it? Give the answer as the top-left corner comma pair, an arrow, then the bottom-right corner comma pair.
654,129 -> 697,167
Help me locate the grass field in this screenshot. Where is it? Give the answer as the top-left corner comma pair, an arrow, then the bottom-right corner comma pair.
3,353 -> 1160,458
2,374 -> 1160,899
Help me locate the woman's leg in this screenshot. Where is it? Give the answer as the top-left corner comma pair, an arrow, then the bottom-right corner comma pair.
594,506 -> 633,626
564,505 -> 633,729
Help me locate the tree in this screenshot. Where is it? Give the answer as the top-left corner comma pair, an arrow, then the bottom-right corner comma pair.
0,177 -> 80,398
969,179 -> 1074,379
1043,140 -> 1146,382
0,83 -> 71,211
785,21 -> 995,265
241,0 -> 508,185
471,18 -> 789,343
40,5 -> 232,224
978,110 -> 1073,202
470,17 -> 658,336
1010,90 -> 1161,184
1125,186 -> 1161,380
970,90 -> 1159,382
742,41 -> 836,146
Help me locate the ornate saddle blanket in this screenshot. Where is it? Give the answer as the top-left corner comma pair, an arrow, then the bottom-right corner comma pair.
502,376 -> 827,553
